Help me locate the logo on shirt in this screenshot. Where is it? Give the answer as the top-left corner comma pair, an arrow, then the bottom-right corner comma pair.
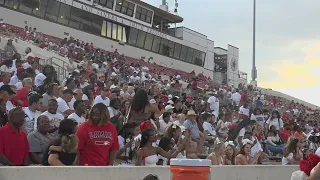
89,131 -> 113,140
95,141 -> 110,146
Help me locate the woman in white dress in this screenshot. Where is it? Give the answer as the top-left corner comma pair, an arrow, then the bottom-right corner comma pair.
135,128 -> 186,166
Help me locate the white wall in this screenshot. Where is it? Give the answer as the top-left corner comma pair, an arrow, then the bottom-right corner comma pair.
0,166 -> 298,180
204,39 -> 214,70
180,27 -> 208,52
0,7 -> 213,78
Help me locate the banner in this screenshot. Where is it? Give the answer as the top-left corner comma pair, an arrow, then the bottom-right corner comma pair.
214,54 -> 227,72
227,45 -> 239,87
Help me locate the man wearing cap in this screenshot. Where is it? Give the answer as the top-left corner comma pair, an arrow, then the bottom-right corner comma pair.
184,110 -> 203,143
0,85 -> 16,112
207,92 -> 220,120
56,89 -> 75,117
97,73 -> 105,88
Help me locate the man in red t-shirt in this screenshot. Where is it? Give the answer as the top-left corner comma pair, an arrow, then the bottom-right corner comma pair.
280,123 -> 292,142
0,107 -> 29,165
76,103 -> 119,166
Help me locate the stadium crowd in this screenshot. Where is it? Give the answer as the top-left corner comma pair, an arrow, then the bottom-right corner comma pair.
0,20 -> 320,171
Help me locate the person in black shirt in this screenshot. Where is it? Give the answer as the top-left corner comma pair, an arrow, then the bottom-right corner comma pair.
48,135 -> 78,166
0,99 -> 8,127
42,118 -> 75,165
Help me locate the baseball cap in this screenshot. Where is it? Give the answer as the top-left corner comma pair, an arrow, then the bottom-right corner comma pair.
140,121 -> 153,131
149,99 -> 156,104
17,67 -> 25,75
165,105 -> 174,111
0,85 -> 16,94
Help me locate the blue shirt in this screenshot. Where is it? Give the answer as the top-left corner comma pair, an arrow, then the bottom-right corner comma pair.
183,119 -> 200,138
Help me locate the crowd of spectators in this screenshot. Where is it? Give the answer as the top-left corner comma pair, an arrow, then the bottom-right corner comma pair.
0,20 -> 320,171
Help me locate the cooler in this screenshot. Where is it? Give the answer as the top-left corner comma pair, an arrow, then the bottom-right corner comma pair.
170,159 -> 211,180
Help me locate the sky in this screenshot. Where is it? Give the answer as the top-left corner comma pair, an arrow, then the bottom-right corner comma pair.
144,0 -> 320,107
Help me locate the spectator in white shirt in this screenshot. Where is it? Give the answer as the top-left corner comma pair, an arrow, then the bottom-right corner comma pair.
129,71 -> 140,83
56,89 -> 75,117
93,87 -> 110,107
23,94 -> 43,134
40,99 -> 64,137
159,105 -> 174,122
68,100 -> 86,126
265,110 -> 284,131
231,89 -> 241,106
207,92 -> 219,119
0,72 -> 11,88
202,112 -> 216,137
0,85 -> 16,112
158,112 -> 172,135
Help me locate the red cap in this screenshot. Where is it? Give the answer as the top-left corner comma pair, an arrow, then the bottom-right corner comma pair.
186,96 -> 192,100
27,56 -> 34,60
140,121 -> 152,131
17,67 -> 24,75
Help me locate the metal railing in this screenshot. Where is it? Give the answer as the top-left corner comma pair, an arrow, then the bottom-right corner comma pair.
0,49 -> 69,83
45,57 -> 69,82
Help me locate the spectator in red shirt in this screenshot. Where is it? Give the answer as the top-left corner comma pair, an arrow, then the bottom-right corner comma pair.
0,107 -> 29,165
282,112 -> 291,122
272,96 -> 278,107
15,77 -> 33,107
76,103 -> 119,166
240,90 -> 247,106
191,78 -> 197,89
280,123 -> 292,143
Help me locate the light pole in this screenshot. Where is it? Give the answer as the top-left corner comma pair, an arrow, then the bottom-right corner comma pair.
251,0 -> 257,86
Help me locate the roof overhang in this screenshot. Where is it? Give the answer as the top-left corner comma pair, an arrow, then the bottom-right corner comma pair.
130,0 -> 183,23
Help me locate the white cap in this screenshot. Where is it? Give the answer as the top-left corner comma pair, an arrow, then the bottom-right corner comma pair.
176,75 -> 181,79
149,99 -> 156,104
167,100 -> 174,105
165,105 -> 174,111
111,72 -> 117,76
168,94 -> 173,99
110,85 -> 117,89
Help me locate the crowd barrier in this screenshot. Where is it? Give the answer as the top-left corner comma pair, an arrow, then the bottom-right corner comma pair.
0,165 -> 298,180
